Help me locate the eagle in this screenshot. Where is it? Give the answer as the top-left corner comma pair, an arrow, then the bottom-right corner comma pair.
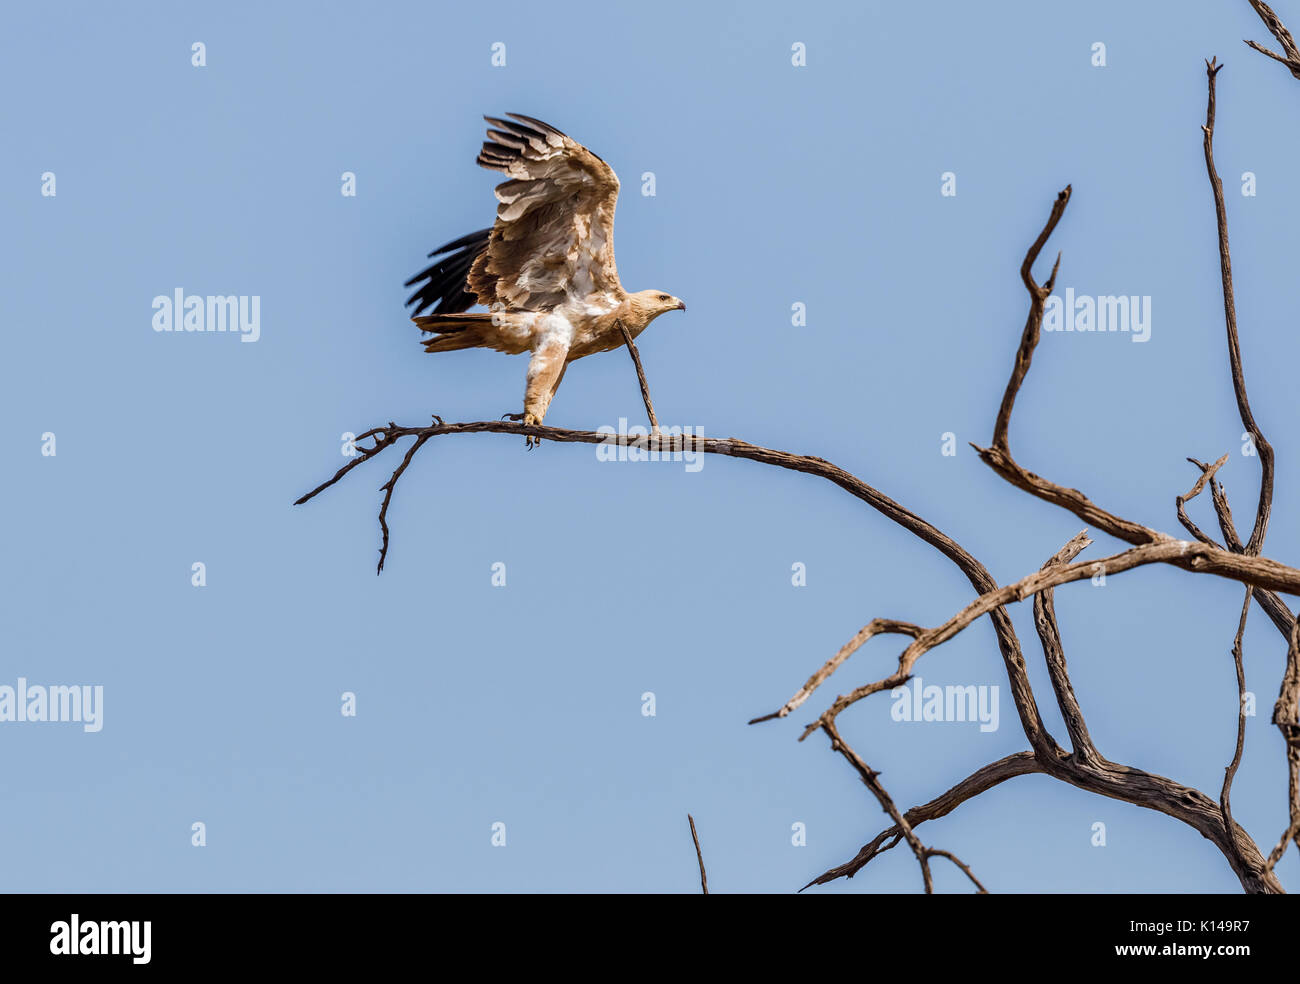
404,113 -> 686,446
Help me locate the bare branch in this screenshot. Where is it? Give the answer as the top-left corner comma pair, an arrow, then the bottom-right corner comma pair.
1262,616 -> 1300,870
1202,57 -> 1276,558
821,719 -> 937,892
618,319 -> 660,436
1277,619 -> 1300,750
803,752 -> 1042,889
749,618 -> 921,724
978,186 -> 1208,546
374,433 -> 431,574
1266,819 -> 1300,871
1034,535 -> 1100,764
1221,588 -> 1252,859
801,533 -> 1300,742
1177,454 -> 1230,549
687,814 -> 708,894
926,849 -> 989,894
1202,51 -> 1297,864
1246,1 -> 1300,79
1209,472 -> 1245,551
972,186 -> 1298,597
992,185 -> 1072,451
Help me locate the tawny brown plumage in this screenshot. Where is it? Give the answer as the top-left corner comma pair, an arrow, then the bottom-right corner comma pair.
404,113 -> 684,442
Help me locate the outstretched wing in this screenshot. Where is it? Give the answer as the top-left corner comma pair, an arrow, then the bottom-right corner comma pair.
468,113 -> 624,311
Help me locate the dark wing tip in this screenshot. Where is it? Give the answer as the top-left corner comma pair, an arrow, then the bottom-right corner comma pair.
427,227 -> 493,257
404,228 -> 491,316
505,112 -> 567,139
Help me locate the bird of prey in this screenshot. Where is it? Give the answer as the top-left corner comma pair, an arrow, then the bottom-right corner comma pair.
404,113 -> 685,446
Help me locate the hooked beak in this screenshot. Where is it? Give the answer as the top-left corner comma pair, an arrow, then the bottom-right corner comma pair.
676,300 -> 687,312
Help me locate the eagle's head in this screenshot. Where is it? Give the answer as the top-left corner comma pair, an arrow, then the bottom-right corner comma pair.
628,290 -> 687,326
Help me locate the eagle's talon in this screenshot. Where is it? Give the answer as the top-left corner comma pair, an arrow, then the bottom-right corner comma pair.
502,412 -> 525,422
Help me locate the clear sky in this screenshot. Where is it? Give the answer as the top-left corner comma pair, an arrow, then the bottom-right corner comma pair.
3,0 -> 1299,893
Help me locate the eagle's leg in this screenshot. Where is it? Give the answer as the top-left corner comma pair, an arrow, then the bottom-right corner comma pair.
520,344 -> 569,450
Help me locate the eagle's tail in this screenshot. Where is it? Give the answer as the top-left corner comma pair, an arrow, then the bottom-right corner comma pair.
414,313 -> 495,353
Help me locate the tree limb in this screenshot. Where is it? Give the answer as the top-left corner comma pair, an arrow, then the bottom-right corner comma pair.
1034,535 -> 1100,765
1202,58 -> 1275,559
1246,0 -> 1300,79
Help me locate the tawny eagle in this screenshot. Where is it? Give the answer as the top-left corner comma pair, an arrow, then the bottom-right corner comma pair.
404,113 -> 685,444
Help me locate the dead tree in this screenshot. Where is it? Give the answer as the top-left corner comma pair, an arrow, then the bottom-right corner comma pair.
296,4 -> 1300,893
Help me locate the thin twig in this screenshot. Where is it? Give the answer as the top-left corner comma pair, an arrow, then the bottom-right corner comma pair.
991,185 -> 1070,453
687,814 -> 708,894
748,619 -> 921,724
617,319 -> 659,437
1221,588 -> 1253,858
1177,454 -> 1230,549
926,849 -> 989,894
375,433 -> 430,574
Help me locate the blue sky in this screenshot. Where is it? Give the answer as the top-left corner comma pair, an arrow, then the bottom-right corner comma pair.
3,0 -> 1299,892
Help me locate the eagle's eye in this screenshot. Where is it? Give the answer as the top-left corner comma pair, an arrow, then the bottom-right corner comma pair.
658,294 -> 669,301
